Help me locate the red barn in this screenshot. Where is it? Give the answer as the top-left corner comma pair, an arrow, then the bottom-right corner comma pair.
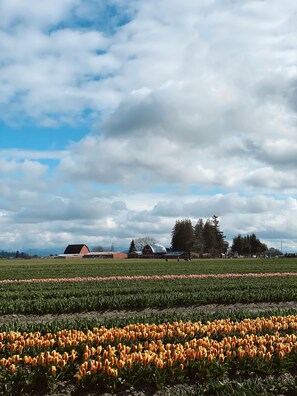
63,244 -> 90,255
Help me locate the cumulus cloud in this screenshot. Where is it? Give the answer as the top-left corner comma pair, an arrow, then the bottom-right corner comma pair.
11,196 -> 127,224
57,0 -> 296,192
0,0 -> 79,29
1,0 -> 297,251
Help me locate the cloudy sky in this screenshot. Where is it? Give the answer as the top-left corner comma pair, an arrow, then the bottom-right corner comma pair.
1,0 -> 297,253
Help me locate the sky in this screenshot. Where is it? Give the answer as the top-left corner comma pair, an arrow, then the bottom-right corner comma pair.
0,0 -> 297,254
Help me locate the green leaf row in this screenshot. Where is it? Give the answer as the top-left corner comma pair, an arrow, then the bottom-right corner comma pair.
0,257 -> 297,280
0,275 -> 297,315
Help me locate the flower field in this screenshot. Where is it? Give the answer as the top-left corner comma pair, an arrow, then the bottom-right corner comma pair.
1,257 -> 297,281
2,314 -> 297,394
2,271 -> 297,284
2,272 -> 297,315
1,257 -> 297,394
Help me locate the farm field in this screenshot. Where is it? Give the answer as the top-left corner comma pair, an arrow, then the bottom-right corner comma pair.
1,257 -> 297,395
1,257 -> 297,280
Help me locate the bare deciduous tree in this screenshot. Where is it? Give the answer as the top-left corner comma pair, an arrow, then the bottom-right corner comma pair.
134,237 -> 157,250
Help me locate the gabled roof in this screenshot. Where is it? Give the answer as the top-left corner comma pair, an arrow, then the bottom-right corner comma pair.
64,244 -> 90,254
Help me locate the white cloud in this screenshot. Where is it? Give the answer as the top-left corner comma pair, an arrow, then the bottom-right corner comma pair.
1,191 -> 297,252
1,0 -> 297,251
0,0 -> 79,29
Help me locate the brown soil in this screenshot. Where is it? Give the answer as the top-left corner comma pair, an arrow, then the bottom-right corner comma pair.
1,301 -> 297,325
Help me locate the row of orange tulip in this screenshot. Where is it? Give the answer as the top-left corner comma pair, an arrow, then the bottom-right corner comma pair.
0,336 -> 294,386
76,329 -> 297,379
1,314 -> 297,351
1,315 -> 297,390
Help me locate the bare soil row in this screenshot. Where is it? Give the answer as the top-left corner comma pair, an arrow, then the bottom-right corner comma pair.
1,301 -> 297,325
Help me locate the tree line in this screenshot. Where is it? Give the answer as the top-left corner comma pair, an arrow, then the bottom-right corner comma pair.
171,215 -> 228,257
0,250 -> 30,259
129,215 -> 268,258
171,215 -> 268,257
231,234 -> 267,257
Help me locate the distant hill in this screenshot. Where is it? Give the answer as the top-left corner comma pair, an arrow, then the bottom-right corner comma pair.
24,247 -> 65,257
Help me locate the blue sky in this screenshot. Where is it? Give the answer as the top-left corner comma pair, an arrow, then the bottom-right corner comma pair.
1,0 -> 297,253
0,121 -> 87,150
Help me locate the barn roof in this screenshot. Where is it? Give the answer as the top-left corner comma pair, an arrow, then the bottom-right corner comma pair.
64,244 -> 90,254
143,244 -> 167,254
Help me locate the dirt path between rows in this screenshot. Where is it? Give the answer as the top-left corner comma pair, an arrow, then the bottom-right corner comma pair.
1,301 -> 297,324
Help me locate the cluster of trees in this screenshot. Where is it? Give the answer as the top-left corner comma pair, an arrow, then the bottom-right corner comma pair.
231,234 -> 267,256
171,215 -> 228,257
93,243 -> 117,252
128,237 -> 157,253
0,250 -> 30,259
170,216 -> 269,257
128,215 -> 269,258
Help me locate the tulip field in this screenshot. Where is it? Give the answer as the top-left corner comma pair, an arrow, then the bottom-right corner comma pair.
2,271 -> 297,315
1,257 -> 297,395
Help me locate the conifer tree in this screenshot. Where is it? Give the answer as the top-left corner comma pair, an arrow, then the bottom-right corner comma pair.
211,215 -> 228,255
171,219 -> 194,252
192,215 -> 228,257
231,234 -> 267,256
171,215 -> 228,257
128,240 -> 136,254
192,218 -> 205,255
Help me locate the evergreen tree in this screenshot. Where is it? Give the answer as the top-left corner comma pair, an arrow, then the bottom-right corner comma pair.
171,215 -> 228,257
128,240 -> 136,254
203,220 -> 217,256
192,218 -> 204,255
231,233 -> 267,256
171,219 -> 194,252
197,215 -> 228,257
211,215 -> 229,255
231,235 -> 242,255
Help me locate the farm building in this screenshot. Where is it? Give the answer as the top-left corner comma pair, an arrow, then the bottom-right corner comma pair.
127,251 -> 143,258
142,244 -> 167,258
164,251 -> 187,259
57,244 -> 90,258
127,244 -> 187,259
64,244 -> 90,255
57,244 -> 127,259
83,251 -> 127,259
